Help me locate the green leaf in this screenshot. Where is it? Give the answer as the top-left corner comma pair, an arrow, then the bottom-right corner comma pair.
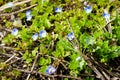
115,11 -> 119,26
94,31 -> 103,38
116,26 -> 120,40
32,47 -> 38,57
23,50 -> 29,60
39,57 -> 51,66
69,61 -> 78,70
79,59 -> 86,70
0,62 -> 6,70
26,58 -> 32,63
64,78 -> 68,80
52,51 -> 61,58
102,41 -> 109,49
44,19 -> 51,28
12,70 -> 21,77
38,66 -> 48,73
2,34 -> 14,44
0,0 -> 3,3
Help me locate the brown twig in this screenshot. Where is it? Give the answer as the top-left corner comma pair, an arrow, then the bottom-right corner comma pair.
0,53 -> 20,60
26,51 -> 39,80
103,18 -> 115,32
0,53 -> 22,70
0,4 -> 37,17
0,0 -> 32,12
44,54 -> 69,64
89,55 -> 120,77
5,54 -> 16,63
84,55 -> 105,79
14,68 -> 83,80
59,61 -> 68,70
2,52 -> 22,66
8,57 -> 22,65
0,44 -> 15,50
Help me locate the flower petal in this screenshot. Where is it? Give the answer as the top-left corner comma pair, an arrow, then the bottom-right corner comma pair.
46,65 -> 56,74
39,30 -> 47,38
55,8 -> 62,12
11,28 -> 18,36
32,33 -> 38,41
67,32 -> 75,41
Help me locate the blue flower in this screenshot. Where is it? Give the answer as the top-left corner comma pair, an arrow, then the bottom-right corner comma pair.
46,65 -> 56,75
7,2 -> 14,8
67,32 -> 75,41
26,10 -> 31,16
39,30 -> 47,38
86,37 -> 94,45
76,56 -> 82,61
103,12 -> 110,20
115,49 -> 119,53
26,15 -> 32,21
115,49 -> 118,52
11,28 -> 18,36
55,8 -> 62,12
32,33 -> 38,41
84,5 -> 92,14
26,10 -> 32,21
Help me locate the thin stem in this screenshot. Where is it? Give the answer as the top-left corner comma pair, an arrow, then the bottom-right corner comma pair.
66,19 -> 80,50
0,44 -> 14,50
44,55 -> 69,64
0,0 -> 32,12
104,18 -> 115,33
106,18 -> 112,33
5,54 -> 16,63
26,52 -> 39,80
0,4 -> 37,17
15,68 -> 83,80
0,53 -> 20,60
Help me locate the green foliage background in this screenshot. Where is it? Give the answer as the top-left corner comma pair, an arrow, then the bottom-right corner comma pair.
0,0 -> 120,80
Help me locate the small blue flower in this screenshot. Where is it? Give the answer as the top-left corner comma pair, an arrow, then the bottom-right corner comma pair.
115,49 -> 118,52
46,65 -> 56,75
115,49 -> 119,53
26,10 -> 31,17
39,30 -> 47,38
67,32 -> 75,41
76,56 -> 82,61
86,37 -> 94,45
32,33 -> 38,41
55,8 -> 62,12
11,28 -> 18,36
7,2 -> 14,8
26,15 -> 32,21
26,10 -> 32,21
84,5 -> 92,14
103,12 -> 110,20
